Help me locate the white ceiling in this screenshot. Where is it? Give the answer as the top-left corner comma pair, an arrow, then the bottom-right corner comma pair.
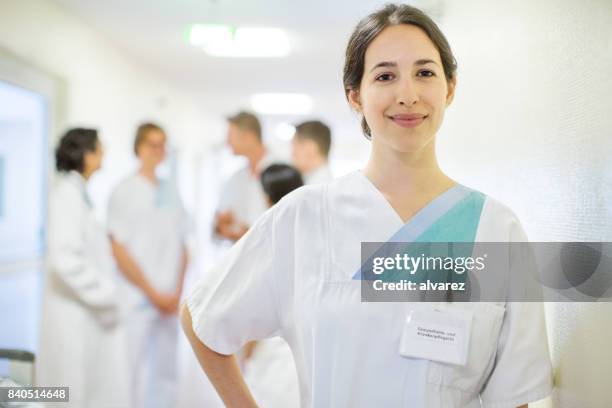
52,0 -> 444,140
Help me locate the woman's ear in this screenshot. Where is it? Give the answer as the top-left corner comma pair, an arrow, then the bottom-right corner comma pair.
445,76 -> 457,107
348,89 -> 362,112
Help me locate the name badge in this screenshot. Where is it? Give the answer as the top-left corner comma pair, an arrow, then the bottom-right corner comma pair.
399,305 -> 473,366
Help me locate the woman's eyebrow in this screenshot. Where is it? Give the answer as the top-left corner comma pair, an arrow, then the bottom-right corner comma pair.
369,61 -> 397,73
369,59 -> 439,73
415,59 -> 439,67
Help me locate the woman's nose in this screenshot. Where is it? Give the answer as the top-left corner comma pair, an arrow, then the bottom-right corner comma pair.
396,78 -> 419,106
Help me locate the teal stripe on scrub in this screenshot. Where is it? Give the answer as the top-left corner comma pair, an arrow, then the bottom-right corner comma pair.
354,186 -> 486,281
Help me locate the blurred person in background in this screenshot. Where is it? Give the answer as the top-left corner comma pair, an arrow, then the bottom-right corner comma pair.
291,120 -> 333,185
261,164 -> 304,206
108,123 -> 189,408
38,128 -> 129,407
214,111 -> 280,242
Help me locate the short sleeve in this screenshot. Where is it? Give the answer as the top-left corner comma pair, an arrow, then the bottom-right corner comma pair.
187,208 -> 282,355
479,302 -> 553,407
480,216 -> 553,407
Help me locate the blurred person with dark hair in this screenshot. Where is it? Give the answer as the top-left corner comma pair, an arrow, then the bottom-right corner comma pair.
214,111 -> 281,242
291,120 -> 333,185
38,128 -> 129,407
261,164 -> 304,205
108,122 -> 189,408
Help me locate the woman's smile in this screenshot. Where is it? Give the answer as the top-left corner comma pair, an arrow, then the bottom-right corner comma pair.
387,113 -> 428,128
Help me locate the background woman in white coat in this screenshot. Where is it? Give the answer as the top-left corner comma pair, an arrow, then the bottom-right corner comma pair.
37,128 -> 129,407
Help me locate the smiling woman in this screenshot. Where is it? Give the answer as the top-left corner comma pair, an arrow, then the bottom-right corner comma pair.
181,4 -> 553,408
343,5 -> 457,141
348,23 -> 455,157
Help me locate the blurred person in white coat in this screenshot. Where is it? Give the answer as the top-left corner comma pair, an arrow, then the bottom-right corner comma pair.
291,120 -> 333,185
108,123 -> 189,408
38,128 -> 129,407
214,111 -> 280,242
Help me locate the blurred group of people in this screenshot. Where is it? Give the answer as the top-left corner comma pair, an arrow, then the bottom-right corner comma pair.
38,112 -> 333,407
215,111 -> 332,243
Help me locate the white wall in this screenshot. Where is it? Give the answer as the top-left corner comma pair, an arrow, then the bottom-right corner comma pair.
0,0 -> 220,217
437,0 -> 612,406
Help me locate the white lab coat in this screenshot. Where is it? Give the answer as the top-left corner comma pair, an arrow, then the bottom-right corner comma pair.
188,171 -> 553,408
37,171 -> 129,408
107,173 -> 187,408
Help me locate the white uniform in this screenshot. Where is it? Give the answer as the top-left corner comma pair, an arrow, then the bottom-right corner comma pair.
188,171 -> 553,408
216,152 -> 300,407
108,173 -> 188,408
303,163 -> 333,185
217,152 -> 280,227
38,171 -> 129,408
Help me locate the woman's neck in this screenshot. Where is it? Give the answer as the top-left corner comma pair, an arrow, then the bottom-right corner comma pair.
363,139 -> 453,196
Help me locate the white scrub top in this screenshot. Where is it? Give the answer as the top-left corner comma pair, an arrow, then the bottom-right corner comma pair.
187,171 -> 553,408
108,173 -> 188,306
217,152 -> 281,227
303,163 -> 333,185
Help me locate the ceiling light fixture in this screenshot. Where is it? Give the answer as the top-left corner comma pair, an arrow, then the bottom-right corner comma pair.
187,24 -> 290,58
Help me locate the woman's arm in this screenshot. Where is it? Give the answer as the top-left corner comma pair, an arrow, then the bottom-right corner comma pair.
180,303 -> 258,408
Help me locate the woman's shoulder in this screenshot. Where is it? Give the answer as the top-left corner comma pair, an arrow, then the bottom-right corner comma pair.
272,182 -> 327,219
463,189 -> 527,241
480,194 -> 521,222
271,171 -> 359,216
52,172 -> 82,197
452,184 -> 518,220
50,173 -> 88,213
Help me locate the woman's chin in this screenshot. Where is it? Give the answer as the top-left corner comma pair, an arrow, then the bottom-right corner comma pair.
382,138 -> 433,155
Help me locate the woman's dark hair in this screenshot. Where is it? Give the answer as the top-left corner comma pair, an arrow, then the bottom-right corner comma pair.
55,128 -> 99,173
261,164 -> 304,205
343,3 -> 458,139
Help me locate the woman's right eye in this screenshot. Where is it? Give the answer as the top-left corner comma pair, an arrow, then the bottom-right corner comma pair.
375,72 -> 394,81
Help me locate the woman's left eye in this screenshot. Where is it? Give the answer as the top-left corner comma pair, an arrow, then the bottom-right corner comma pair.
418,70 -> 435,77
